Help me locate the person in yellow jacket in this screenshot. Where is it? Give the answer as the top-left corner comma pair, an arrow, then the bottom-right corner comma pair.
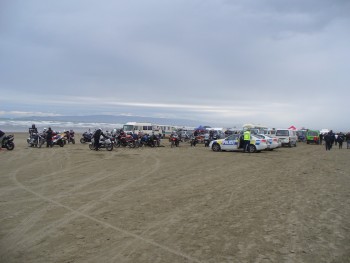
243,129 -> 251,152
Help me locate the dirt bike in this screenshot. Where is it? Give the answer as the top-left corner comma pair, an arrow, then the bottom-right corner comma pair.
89,136 -> 113,151
1,134 -> 15,150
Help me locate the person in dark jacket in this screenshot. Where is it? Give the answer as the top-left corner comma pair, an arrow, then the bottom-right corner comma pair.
329,130 -> 336,149
93,128 -> 106,151
337,133 -> 344,149
319,133 -> 323,145
0,130 -> 5,150
346,132 -> 350,149
324,132 -> 330,151
29,124 -> 38,137
324,131 -> 335,151
46,127 -> 53,148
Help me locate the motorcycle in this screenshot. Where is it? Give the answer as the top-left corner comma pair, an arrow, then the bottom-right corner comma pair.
52,133 -> 65,147
204,134 -> 218,147
170,135 -> 180,148
27,133 -> 46,148
89,136 -> 113,151
114,134 -> 137,148
139,134 -> 160,147
65,130 -> 76,144
190,136 -> 199,147
80,131 -> 93,144
1,134 -> 15,150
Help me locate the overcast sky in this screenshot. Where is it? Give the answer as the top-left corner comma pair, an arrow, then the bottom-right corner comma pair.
1,0 -> 349,130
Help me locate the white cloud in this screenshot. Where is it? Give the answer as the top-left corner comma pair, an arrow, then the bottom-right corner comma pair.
0,111 -> 62,117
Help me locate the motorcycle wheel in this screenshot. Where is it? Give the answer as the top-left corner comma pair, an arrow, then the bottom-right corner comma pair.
89,143 -> 94,150
59,140 -> 64,147
171,141 -> 175,148
114,141 -> 121,148
128,142 -> 136,148
72,139 -> 75,144
106,144 -> 113,151
80,138 -> 86,144
6,142 -> 15,151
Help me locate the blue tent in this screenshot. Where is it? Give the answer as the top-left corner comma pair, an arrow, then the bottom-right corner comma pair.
195,125 -> 205,130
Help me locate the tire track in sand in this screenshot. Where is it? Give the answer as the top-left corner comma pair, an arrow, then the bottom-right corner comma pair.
5,153 -> 202,263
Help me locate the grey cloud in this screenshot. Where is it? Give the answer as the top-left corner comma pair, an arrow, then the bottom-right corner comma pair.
1,0 -> 349,129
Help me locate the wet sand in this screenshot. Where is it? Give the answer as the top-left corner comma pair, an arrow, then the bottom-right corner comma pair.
1,133 -> 350,263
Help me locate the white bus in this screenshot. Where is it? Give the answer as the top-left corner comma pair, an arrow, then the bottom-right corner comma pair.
153,124 -> 177,137
122,122 -> 154,135
122,122 -> 177,137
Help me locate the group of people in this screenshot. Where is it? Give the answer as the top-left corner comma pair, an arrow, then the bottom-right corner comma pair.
29,124 -> 75,147
29,124 -> 54,147
322,130 -> 349,151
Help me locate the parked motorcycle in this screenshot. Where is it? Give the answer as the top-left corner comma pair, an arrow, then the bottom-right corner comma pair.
114,134 -> 137,148
27,133 -> 46,148
170,135 -> 180,148
204,134 -> 218,147
89,136 -> 113,151
138,134 -> 160,147
65,130 -> 76,144
190,136 -> 199,147
1,134 -> 15,150
52,133 -> 65,147
80,131 -> 93,143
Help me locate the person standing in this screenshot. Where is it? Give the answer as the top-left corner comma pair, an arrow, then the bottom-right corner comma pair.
337,133 -> 344,149
329,130 -> 336,150
29,124 -> 38,137
46,127 -> 53,148
0,130 -> 5,150
93,128 -> 106,151
243,129 -> 251,152
324,132 -> 331,151
345,132 -> 350,149
334,133 -> 338,146
319,133 -> 323,145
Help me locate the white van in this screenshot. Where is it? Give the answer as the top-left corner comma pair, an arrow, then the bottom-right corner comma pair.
274,129 -> 297,147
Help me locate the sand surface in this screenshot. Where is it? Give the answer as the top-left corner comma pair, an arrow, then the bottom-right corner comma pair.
1,133 -> 349,263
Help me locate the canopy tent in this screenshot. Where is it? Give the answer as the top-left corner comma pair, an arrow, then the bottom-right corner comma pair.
288,125 -> 297,130
195,125 -> 205,130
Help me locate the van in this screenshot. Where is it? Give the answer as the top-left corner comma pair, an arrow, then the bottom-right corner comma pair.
274,129 -> 297,147
306,130 -> 320,144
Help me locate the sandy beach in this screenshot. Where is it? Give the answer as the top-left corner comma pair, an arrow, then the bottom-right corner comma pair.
0,133 -> 349,263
